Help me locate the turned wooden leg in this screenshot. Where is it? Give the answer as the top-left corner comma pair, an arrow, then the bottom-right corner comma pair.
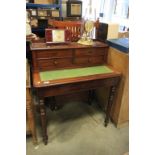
39,99 -> 48,145
104,86 -> 116,127
26,89 -> 38,145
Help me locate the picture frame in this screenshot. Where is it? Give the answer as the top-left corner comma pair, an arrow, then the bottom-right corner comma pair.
51,10 -> 60,17
71,4 -> 81,16
45,28 -> 71,44
67,1 -> 82,17
30,9 -> 37,17
37,9 -> 50,19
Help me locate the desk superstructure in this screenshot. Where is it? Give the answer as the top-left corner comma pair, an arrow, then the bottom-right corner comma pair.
30,41 -> 121,145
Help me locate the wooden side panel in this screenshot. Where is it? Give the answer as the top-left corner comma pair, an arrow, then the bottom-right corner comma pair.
118,68 -> 129,125
108,48 -> 129,125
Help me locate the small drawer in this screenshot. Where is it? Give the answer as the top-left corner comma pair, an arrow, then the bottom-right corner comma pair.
75,48 -> 106,56
38,58 -> 73,71
74,56 -> 105,65
36,49 -> 73,58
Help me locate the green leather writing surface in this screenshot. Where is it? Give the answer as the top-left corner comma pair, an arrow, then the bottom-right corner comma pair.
40,65 -> 113,81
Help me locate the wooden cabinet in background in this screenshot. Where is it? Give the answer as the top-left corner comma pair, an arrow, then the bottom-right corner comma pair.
26,60 -> 38,144
96,47 -> 129,127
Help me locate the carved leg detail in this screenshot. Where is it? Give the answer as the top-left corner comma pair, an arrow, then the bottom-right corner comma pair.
26,99 -> 38,145
104,86 -> 116,127
39,99 -> 48,145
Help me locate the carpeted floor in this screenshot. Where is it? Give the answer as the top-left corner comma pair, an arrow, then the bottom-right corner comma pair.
26,101 -> 129,155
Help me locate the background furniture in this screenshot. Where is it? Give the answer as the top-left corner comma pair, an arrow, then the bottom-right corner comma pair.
96,38 -> 129,127
26,60 -> 37,144
26,0 -> 62,16
26,0 -> 62,37
48,20 -> 84,41
96,22 -> 119,42
118,31 -> 129,38
48,19 -> 100,41
106,38 -> 129,53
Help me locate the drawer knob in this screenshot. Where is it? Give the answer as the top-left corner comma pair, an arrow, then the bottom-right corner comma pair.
53,61 -> 58,65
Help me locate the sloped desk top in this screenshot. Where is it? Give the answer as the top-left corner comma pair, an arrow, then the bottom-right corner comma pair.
33,65 -> 121,88
40,66 -> 113,81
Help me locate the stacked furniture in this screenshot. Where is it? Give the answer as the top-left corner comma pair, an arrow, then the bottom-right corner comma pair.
26,0 -> 62,37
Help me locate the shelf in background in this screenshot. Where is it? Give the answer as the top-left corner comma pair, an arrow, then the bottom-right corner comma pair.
26,3 -> 61,9
26,2 -> 62,17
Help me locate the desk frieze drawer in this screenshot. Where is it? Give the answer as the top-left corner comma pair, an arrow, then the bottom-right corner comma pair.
39,77 -> 120,97
37,58 -> 73,71
74,48 -> 107,56
36,50 -> 73,58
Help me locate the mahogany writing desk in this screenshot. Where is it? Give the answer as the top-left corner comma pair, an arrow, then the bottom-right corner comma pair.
30,41 -> 121,145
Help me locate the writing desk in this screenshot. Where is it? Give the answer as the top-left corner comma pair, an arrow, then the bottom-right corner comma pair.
30,41 -> 121,145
